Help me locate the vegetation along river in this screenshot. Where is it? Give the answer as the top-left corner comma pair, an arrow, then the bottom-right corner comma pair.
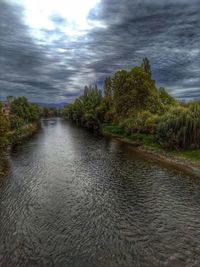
0,118 -> 200,267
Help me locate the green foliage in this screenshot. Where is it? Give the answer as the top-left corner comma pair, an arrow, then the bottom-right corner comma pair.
42,107 -> 61,118
0,96 -> 41,147
11,97 -> 30,123
63,58 -> 173,133
29,104 -> 42,121
64,58 -> 164,131
10,115 -> 24,129
0,112 -> 10,136
119,111 -> 159,134
158,87 -> 177,113
141,57 -> 152,77
173,149 -> 200,163
64,85 -> 102,129
102,123 -> 156,147
159,87 -> 176,106
10,97 -> 42,129
113,67 -> 160,115
104,77 -> 113,98
102,124 -> 125,136
63,58 -> 200,151
157,104 -> 200,149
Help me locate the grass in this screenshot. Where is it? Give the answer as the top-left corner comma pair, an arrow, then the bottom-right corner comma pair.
101,123 -> 160,148
172,150 -> 200,163
101,124 -> 127,137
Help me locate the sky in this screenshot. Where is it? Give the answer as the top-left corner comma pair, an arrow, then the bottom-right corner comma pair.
0,0 -> 200,103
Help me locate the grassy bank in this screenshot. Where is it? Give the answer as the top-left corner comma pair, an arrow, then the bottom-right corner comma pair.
0,123 -> 40,148
101,123 -> 200,172
101,124 -> 159,147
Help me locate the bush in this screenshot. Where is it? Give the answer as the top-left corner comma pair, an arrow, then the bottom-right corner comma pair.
145,114 -> 160,134
156,105 -> 200,149
119,111 -> 159,134
0,114 -> 10,136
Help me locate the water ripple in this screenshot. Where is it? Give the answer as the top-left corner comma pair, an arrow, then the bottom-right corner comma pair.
0,119 -> 200,266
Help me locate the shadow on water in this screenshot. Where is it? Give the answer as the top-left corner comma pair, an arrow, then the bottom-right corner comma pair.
104,135 -> 200,182
0,149 -> 12,184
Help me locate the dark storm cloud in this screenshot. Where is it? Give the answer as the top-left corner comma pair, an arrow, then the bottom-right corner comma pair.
88,0 -> 200,99
0,1 -> 57,101
0,0 -> 200,103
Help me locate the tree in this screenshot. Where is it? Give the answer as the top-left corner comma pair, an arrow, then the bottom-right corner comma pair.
62,58 -> 200,150
10,97 -> 41,126
159,87 -> 176,106
104,77 -> 113,98
0,111 -> 10,136
7,96 -> 15,103
64,85 -> 102,129
141,57 -> 152,78
157,104 -> 200,149
113,67 -> 160,115
11,97 -> 30,124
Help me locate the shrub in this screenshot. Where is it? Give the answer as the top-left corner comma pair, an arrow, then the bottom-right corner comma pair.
156,105 -> 200,149
145,114 -> 160,134
119,111 -> 159,134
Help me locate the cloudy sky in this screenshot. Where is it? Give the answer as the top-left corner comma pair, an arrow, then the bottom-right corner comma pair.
0,0 -> 200,103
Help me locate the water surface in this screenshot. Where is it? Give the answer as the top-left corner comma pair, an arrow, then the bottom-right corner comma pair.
0,118 -> 200,267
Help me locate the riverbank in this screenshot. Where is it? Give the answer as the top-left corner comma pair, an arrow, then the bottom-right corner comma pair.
0,122 -> 40,149
101,123 -> 200,176
0,122 -> 40,178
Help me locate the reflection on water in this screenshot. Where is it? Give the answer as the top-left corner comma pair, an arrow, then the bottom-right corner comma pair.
0,149 -> 11,182
0,118 -> 200,267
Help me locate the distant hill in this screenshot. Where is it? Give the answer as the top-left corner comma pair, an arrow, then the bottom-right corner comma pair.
35,102 -> 68,108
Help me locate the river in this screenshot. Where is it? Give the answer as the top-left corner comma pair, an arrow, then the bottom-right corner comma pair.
0,118 -> 200,267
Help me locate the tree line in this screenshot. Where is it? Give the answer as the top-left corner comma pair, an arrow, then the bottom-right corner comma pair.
0,97 -> 62,139
0,97 -> 42,136
63,58 -> 200,150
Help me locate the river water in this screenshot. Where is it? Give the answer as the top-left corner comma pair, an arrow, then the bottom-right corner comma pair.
0,118 -> 200,267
